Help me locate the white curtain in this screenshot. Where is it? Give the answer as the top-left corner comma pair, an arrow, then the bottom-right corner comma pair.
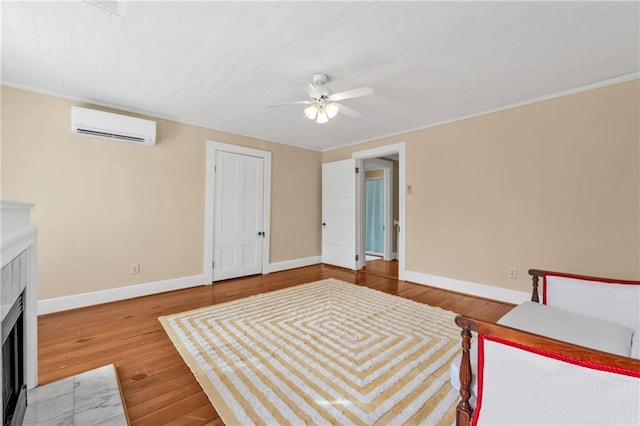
365,179 -> 384,253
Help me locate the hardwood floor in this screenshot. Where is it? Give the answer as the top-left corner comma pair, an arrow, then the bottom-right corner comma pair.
37,264 -> 514,425
362,258 -> 398,279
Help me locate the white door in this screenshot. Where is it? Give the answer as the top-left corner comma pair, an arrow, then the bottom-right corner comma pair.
322,159 -> 357,269
213,151 -> 264,281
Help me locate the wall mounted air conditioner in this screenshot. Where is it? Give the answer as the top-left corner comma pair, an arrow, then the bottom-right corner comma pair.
71,106 -> 156,146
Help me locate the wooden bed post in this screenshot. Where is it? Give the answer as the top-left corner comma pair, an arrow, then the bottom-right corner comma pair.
455,316 -> 473,426
528,269 -> 542,303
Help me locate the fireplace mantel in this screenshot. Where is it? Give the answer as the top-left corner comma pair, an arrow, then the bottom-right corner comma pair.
1,199 -> 38,425
2,200 -> 37,272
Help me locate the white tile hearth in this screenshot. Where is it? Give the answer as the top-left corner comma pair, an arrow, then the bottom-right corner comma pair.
23,364 -> 128,425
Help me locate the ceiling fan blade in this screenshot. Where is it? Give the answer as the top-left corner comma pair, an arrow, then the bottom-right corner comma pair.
297,81 -> 320,98
265,100 -> 312,108
329,86 -> 373,102
335,103 -> 360,118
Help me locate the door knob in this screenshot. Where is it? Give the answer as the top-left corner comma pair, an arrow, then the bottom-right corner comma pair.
322,222 -> 326,228
257,231 -> 264,236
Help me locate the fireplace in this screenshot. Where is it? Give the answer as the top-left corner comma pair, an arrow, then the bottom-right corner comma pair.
1,200 -> 37,426
2,292 -> 26,426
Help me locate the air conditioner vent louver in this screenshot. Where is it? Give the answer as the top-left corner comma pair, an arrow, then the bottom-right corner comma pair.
76,128 -> 146,143
71,106 -> 156,145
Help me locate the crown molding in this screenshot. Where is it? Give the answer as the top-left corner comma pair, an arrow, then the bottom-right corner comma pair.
3,72 -> 637,156
323,72 -> 640,153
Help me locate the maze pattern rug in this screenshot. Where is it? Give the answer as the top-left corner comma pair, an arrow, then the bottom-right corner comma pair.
159,278 -> 461,425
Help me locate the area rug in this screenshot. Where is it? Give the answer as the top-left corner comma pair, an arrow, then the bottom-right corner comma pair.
159,278 -> 461,425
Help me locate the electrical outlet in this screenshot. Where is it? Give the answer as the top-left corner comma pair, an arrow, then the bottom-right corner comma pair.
507,267 -> 517,279
131,264 -> 140,274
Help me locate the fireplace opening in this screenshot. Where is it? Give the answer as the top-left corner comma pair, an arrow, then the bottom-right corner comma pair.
2,291 -> 26,426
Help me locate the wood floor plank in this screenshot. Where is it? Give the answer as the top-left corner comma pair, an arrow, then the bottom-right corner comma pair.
37,263 -> 514,424
140,393 -> 214,425
162,402 -> 217,426
119,361 -> 191,394
125,370 -> 200,406
362,259 -> 399,279
129,383 -> 205,421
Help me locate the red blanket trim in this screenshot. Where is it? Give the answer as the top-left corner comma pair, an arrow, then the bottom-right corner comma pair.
470,336 -> 485,426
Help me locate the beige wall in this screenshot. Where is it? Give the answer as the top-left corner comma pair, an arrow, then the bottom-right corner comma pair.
325,79 -> 640,293
1,86 -> 322,300
4,80 -> 637,301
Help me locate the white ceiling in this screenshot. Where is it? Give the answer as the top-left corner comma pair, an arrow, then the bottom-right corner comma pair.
2,1 -> 638,151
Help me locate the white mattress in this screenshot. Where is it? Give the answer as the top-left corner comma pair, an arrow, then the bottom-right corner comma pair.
499,301 -> 634,357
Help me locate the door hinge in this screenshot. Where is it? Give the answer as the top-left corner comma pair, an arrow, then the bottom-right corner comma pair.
214,165 -> 217,173
355,167 -> 359,174
212,261 -> 214,269
355,254 -> 359,261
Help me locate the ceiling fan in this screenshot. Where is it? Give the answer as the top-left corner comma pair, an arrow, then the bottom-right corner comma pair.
266,73 -> 373,124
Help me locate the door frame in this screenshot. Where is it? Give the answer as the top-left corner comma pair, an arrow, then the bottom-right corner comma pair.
204,141 -> 271,283
353,142 -> 406,280
363,158 -> 393,261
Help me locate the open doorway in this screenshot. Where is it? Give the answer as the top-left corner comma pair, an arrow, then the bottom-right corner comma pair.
352,143 -> 406,280
364,158 -> 394,259
363,157 -> 398,278
365,169 -> 385,259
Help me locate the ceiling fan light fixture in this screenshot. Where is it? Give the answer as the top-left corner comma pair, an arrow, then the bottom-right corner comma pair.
325,103 -> 339,119
268,73 -> 372,124
316,110 -> 329,124
304,104 -> 318,120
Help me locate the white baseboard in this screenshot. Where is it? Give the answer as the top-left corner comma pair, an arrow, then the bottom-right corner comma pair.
39,256 -> 323,315
404,270 -> 530,305
38,274 -> 206,315
268,256 -> 321,273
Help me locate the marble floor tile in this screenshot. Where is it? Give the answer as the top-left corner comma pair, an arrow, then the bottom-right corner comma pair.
23,364 -> 128,425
